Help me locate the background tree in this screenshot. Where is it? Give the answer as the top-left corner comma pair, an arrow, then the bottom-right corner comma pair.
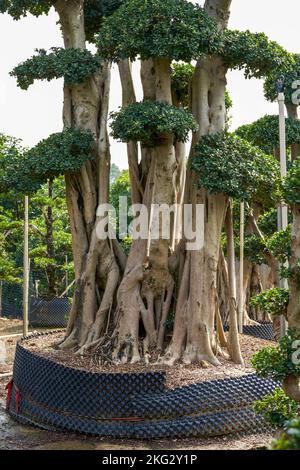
0,132 -> 74,297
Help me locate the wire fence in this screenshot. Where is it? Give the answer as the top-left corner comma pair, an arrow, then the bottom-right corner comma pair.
0,273 -> 72,328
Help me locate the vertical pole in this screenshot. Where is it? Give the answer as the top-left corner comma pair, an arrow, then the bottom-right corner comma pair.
0,280 -> 3,318
35,280 -> 39,298
65,255 -> 68,294
239,201 -> 245,334
23,195 -> 29,337
278,92 -> 289,337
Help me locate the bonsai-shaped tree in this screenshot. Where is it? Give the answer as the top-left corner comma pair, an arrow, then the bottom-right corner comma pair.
1,0 -> 296,366
94,0 -> 222,362
2,0 -> 125,352
282,159 -> 300,330
0,133 -> 74,297
236,115 -> 300,158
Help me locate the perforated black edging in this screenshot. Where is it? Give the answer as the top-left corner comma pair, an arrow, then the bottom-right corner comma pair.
7,332 -> 278,439
243,322 -> 274,341
224,322 -> 274,341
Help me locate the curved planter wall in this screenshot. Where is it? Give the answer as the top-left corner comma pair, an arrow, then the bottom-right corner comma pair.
224,322 -> 274,341
7,333 -> 278,439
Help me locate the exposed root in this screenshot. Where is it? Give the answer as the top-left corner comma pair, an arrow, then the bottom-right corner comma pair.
112,336 -> 141,364
58,330 -> 78,351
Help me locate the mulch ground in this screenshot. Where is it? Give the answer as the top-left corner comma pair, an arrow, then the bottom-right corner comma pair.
20,331 -> 273,389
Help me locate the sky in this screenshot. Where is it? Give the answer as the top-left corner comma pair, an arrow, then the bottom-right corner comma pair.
0,0 -> 299,170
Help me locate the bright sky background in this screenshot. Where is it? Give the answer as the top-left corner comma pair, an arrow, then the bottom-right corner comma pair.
0,0 -> 299,169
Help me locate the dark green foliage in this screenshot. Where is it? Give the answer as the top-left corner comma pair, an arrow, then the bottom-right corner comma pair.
1,130 -> 94,194
0,174 -> 74,294
98,0 -> 221,62
164,311 -> 175,331
253,388 -> 299,427
110,101 -> 198,147
252,329 -> 300,381
11,48 -> 102,90
258,208 -> 279,237
0,0 -> 51,18
283,157 -> 300,206
264,54 -> 300,105
266,226 -> 292,263
25,128 -> 95,179
222,30 -> 292,79
0,0 -> 125,42
243,234 -> 268,265
225,90 -> 233,112
110,170 -> 132,255
171,63 -> 194,107
250,288 -> 290,318
171,62 -> 232,113
84,0 -> 125,42
272,418 -> 300,449
0,205 -> 22,283
235,115 -> 300,154
0,134 -> 22,192
0,133 -> 41,194
192,133 -> 280,202
29,177 -> 74,296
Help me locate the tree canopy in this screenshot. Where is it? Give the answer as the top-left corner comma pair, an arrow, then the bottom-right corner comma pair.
98,0 -> 221,62
221,30 -> 292,79
11,48 -> 102,90
235,115 -> 300,154
283,157 -> 300,206
264,54 -> 300,105
0,0 -> 124,41
110,101 -> 198,147
192,133 -> 280,203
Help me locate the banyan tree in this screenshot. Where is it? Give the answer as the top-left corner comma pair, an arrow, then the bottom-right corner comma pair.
1,0 -> 299,366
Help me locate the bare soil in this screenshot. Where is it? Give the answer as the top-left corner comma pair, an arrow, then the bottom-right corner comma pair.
0,318 -> 23,336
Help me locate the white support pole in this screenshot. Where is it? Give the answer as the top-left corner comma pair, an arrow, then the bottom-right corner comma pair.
23,195 -> 29,337
65,255 -> 68,292
239,201 -> 245,334
0,280 -> 3,318
278,92 -> 289,337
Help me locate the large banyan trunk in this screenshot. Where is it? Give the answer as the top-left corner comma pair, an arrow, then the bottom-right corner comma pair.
287,206 -> 300,329
282,103 -> 300,331
55,0 -> 120,353
57,0 -> 243,365
111,58 -> 177,363
162,0 -> 243,366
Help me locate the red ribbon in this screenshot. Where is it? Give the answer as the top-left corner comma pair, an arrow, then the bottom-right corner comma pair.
14,384 -> 21,413
5,379 -> 13,410
5,379 -> 21,413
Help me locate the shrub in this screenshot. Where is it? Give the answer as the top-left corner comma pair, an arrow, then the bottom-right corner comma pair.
272,418 -> 300,450
252,330 -> 300,381
250,288 -> 290,318
253,388 -> 299,427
